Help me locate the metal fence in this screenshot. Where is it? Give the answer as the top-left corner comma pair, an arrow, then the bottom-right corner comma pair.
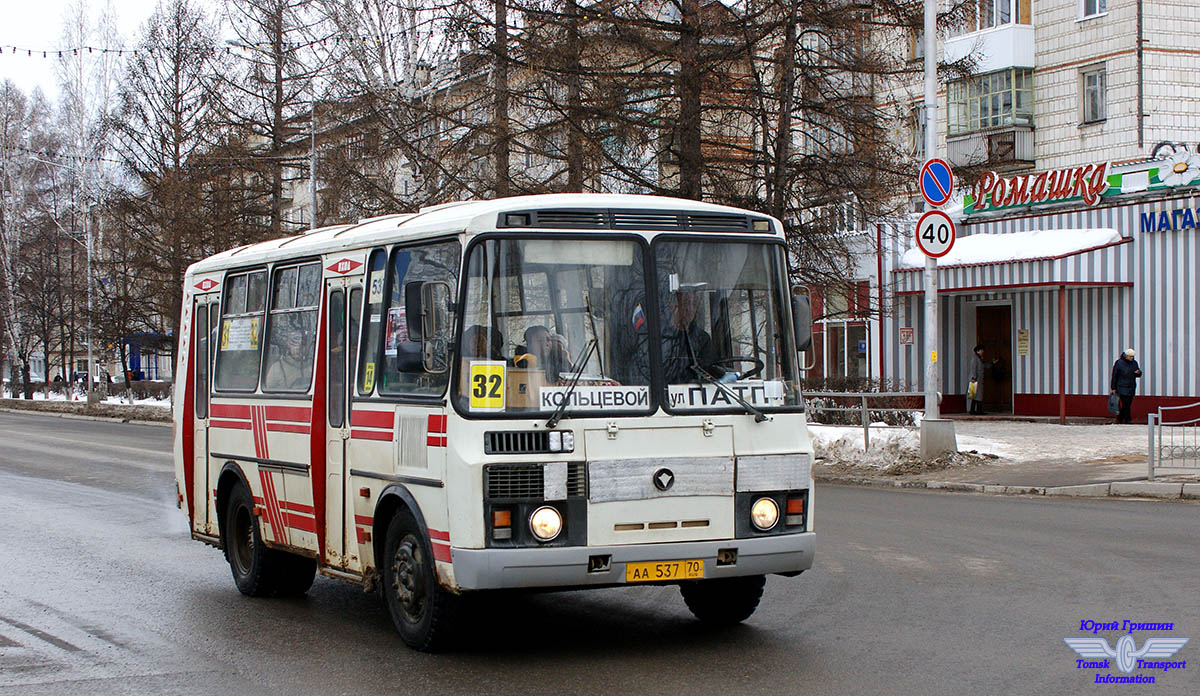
1147,401 -> 1200,480
804,391 -> 925,451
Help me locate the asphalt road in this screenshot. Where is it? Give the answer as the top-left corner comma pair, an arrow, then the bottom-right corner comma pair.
0,410 -> 1197,695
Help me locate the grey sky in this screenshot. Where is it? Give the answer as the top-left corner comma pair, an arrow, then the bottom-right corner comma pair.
1,0 -> 167,98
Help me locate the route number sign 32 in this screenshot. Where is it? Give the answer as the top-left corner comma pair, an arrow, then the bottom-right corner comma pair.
915,210 -> 955,258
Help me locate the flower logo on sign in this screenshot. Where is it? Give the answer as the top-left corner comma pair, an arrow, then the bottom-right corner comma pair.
1159,148 -> 1200,188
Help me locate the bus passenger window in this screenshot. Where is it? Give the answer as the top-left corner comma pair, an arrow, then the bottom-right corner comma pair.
262,261 -> 321,393
328,289 -> 346,427
377,240 -> 461,397
194,304 -> 209,418
358,250 -> 387,395
214,270 -> 267,391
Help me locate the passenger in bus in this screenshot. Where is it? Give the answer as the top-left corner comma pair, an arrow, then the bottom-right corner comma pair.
661,290 -> 725,383
461,325 -> 507,362
266,328 -> 312,390
515,325 -> 572,381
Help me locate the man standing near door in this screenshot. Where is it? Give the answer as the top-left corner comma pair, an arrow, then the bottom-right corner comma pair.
1110,348 -> 1143,424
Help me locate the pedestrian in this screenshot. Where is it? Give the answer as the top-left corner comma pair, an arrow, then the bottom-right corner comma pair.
967,344 -> 985,415
1110,348 -> 1142,424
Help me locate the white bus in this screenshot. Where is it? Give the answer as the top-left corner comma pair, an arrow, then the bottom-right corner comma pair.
174,194 -> 815,651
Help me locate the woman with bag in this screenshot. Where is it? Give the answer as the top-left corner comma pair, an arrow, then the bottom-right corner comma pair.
1110,348 -> 1142,424
967,344 -> 986,415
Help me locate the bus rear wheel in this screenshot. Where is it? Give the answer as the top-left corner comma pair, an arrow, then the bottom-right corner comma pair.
381,511 -> 459,652
224,483 -> 315,598
679,575 -> 766,625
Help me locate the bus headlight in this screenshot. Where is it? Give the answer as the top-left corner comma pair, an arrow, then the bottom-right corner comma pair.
529,506 -> 563,541
750,497 -> 779,530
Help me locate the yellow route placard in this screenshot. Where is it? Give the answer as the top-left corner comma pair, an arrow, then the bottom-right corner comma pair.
469,361 -> 506,412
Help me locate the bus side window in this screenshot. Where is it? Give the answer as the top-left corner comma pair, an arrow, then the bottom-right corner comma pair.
262,262 -> 321,393
348,287 -> 362,397
378,240 -> 461,396
328,289 -> 346,428
358,250 -> 387,395
194,302 -> 209,418
215,270 -> 267,391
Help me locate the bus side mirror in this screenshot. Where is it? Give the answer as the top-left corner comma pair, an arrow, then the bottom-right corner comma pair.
791,291 -> 813,353
420,281 -> 452,374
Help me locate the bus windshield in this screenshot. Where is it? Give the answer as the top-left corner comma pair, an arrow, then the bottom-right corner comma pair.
454,237 -> 654,416
654,239 -> 801,413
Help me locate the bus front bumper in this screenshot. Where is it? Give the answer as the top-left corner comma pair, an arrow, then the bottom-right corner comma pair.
449,532 -> 814,591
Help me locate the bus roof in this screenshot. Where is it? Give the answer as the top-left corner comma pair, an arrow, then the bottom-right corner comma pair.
187,193 -> 782,276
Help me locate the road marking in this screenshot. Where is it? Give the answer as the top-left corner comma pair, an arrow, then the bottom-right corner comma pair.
0,616 -> 83,653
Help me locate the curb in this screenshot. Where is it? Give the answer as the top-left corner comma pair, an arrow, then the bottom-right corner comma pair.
0,406 -> 171,428
816,475 -> 1196,501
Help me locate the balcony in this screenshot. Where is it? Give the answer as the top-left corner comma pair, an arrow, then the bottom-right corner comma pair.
946,125 -> 1034,169
944,23 -> 1035,73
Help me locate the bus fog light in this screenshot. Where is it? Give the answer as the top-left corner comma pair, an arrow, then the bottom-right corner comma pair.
529,506 -> 563,541
751,498 -> 779,530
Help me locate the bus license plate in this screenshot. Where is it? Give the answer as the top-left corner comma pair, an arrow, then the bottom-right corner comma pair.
625,559 -> 704,582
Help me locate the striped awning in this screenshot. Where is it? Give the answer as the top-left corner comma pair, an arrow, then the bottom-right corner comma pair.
892,234 -> 1133,295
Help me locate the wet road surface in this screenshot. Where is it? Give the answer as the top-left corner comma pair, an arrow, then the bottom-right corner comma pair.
0,410 -> 1197,695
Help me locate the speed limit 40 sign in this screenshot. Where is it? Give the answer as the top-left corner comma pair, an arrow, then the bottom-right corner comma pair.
916,210 -> 956,258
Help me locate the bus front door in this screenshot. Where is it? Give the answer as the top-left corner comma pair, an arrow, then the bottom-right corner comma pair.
324,281 -> 361,570
192,296 -> 220,534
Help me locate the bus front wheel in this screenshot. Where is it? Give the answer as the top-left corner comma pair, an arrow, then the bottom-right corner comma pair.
381,511 -> 460,652
679,575 -> 766,625
224,483 -> 315,597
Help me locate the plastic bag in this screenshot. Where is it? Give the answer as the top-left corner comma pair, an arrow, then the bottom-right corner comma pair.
1107,393 -> 1120,415
967,380 -> 977,401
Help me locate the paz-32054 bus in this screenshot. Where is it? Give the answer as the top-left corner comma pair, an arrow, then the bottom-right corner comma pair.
174,194 -> 815,651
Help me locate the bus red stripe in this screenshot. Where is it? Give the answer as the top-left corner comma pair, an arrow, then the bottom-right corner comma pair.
351,410 -> 393,428
426,434 -> 447,447
354,515 -> 373,525
266,422 -> 310,435
351,429 -> 393,442
265,405 -> 312,423
429,528 -> 450,541
427,414 -> 447,434
431,542 -> 451,563
210,420 -> 251,430
211,403 -> 251,419
284,512 -> 316,533
280,500 -> 315,514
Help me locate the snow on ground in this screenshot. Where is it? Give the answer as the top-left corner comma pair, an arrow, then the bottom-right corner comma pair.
810,420 -> 1147,468
2,389 -> 170,409
897,227 -> 1120,268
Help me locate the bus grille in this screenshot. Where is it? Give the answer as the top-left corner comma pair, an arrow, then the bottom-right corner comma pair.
484,430 -> 550,454
485,463 -> 587,500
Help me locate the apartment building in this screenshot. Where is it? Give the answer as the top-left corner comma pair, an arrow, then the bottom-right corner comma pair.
846,0 -> 1200,421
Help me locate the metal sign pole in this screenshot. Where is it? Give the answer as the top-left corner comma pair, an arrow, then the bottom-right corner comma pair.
920,0 -> 955,457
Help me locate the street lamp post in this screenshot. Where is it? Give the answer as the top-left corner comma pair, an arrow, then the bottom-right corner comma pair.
32,157 -> 97,404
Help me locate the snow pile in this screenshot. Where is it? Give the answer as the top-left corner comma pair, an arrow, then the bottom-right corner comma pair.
102,395 -> 171,409
810,424 -> 922,468
810,423 -> 1006,468
897,228 -> 1121,269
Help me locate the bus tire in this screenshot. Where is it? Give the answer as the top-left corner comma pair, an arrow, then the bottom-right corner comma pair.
679,575 -> 766,625
381,511 -> 459,652
224,483 -> 315,597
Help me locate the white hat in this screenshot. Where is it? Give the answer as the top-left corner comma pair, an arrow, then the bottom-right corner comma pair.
1124,348 -> 1135,357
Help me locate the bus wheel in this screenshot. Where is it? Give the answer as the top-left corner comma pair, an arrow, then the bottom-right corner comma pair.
679,575 -> 766,625
381,512 -> 459,651
224,484 -> 315,597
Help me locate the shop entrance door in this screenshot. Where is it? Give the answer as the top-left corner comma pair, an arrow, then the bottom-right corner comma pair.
975,305 -> 1012,413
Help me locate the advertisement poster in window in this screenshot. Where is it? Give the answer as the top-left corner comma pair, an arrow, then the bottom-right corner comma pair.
384,306 -> 408,356
220,317 -> 260,351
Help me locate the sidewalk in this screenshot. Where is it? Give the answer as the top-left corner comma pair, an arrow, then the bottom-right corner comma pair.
812,419 -> 1200,500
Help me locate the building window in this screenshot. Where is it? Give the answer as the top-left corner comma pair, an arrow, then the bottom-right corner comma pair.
1081,66 -> 1106,123
1081,0 -> 1106,18
909,104 -> 926,158
950,0 -> 1031,36
345,132 -> 366,160
947,68 -> 1034,136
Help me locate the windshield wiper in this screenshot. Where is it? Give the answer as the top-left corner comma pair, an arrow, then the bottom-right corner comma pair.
682,330 -> 770,423
545,338 -> 598,429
